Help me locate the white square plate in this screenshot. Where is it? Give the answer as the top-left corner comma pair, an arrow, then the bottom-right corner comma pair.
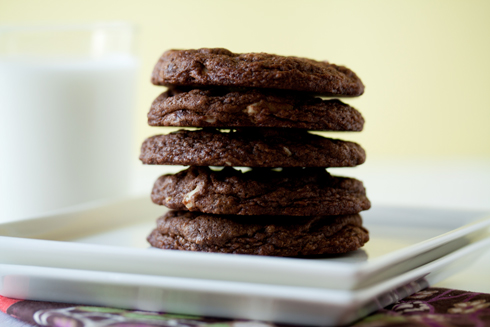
0,196 -> 488,290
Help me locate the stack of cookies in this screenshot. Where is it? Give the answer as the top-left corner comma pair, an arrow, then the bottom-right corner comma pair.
140,48 -> 370,257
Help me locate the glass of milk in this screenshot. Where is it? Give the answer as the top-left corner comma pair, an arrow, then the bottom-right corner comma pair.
0,22 -> 138,221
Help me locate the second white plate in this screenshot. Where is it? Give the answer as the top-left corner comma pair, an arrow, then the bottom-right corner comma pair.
1,236 -> 489,326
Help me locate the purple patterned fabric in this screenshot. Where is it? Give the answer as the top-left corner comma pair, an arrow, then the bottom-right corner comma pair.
2,288 -> 490,327
355,288 -> 490,327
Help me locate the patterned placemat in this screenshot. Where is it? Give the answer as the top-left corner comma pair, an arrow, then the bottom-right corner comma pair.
1,288 -> 490,327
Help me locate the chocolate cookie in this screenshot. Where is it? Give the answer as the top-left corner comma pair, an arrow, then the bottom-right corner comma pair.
139,128 -> 366,168
147,210 -> 369,256
151,48 -> 364,96
148,88 -> 364,131
152,166 -> 370,216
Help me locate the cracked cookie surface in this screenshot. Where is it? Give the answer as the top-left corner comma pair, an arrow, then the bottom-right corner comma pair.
152,166 -> 370,216
139,128 -> 366,168
147,210 -> 369,256
148,88 -> 364,131
151,48 -> 364,96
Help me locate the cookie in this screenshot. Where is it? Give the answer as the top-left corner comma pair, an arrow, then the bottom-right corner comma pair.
139,128 -> 366,168
151,166 -> 370,216
148,88 -> 364,131
151,48 -> 364,97
147,210 -> 369,256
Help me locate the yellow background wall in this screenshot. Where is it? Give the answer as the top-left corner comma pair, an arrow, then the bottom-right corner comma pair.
2,0 -> 489,158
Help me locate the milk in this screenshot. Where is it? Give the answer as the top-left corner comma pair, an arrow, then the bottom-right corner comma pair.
0,55 -> 138,220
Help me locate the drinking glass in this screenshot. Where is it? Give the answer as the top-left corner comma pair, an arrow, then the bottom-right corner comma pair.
0,22 -> 138,221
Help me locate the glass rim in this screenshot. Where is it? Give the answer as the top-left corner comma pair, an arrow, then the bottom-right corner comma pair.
0,21 -> 135,34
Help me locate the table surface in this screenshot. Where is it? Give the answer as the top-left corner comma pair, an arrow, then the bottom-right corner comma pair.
0,313 -> 31,327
